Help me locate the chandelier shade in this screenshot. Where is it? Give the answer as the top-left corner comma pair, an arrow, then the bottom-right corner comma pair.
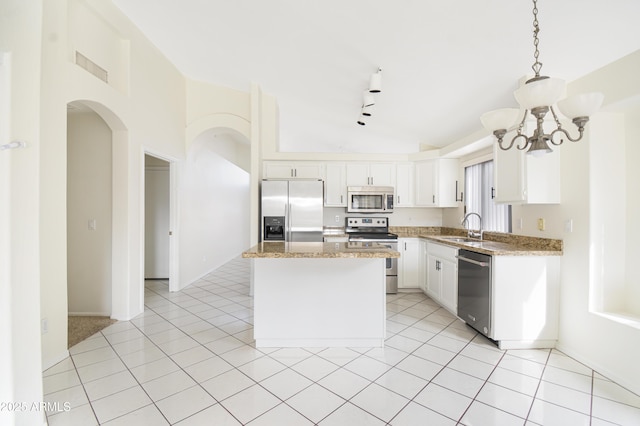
513,77 -> 566,110
480,108 -> 521,133
557,92 -> 605,119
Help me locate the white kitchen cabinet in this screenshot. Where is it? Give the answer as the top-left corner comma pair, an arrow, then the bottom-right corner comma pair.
263,161 -> 324,179
398,238 -> 420,289
490,255 -> 560,349
395,163 -> 415,207
346,162 -> 396,187
425,241 -> 458,315
493,127 -> 561,204
324,163 -> 347,206
415,159 -> 460,207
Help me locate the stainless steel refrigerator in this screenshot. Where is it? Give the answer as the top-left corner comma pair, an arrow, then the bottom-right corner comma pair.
261,179 -> 324,242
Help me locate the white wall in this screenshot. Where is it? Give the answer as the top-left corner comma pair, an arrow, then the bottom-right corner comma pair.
0,1 -> 46,425
625,106 -> 640,315
67,110 -> 112,315
40,0 -> 187,369
179,133 -> 251,287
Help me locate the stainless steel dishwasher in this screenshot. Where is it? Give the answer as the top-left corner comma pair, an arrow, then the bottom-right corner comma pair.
457,249 -> 492,338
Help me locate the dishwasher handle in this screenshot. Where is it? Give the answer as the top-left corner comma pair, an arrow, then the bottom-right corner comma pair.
456,255 -> 490,267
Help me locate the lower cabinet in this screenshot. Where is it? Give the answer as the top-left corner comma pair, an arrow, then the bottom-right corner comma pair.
398,238 -> 420,289
490,256 -> 560,349
424,241 -> 458,315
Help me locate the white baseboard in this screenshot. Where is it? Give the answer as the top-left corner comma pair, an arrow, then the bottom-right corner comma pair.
68,312 -> 111,317
555,342 -> 640,396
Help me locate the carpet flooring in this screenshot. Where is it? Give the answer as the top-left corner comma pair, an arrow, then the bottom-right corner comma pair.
68,316 -> 117,348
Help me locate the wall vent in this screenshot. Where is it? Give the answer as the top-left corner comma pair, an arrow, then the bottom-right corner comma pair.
75,51 -> 108,83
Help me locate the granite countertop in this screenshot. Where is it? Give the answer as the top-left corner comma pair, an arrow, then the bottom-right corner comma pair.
421,235 -> 562,256
391,226 -> 563,257
242,242 -> 401,259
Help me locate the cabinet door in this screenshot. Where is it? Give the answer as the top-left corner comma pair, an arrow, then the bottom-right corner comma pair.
346,163 -> 370,186
398,238 -> 420,289
263,161 -> 323,179
369,163 -> 396,187
419,239 -> 428,293
264,162 -> 295,179
493,139 -> 525,204
324,163 -> 346,206
415,161 -> 436,206
426,253 -> 440,299
294,163 -> 324,179
436,159 -> 460,208
439,257 -> 458,314
493,122 -> 561,205
396,163 -> 414,207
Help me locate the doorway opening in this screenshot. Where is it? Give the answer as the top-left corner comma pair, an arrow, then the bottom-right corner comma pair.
144,154 -> 170,281
66,101 -> 115,346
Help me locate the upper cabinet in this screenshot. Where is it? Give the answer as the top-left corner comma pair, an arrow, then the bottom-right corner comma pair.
395,163 -> 415,207
324,163 -> 347,207
493,129 -> 561,204
346,163 -> 396,187
263,161 -> 324,179
415,159 -> 460,207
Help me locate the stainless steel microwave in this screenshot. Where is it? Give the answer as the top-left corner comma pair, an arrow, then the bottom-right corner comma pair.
347,186 -> 394,213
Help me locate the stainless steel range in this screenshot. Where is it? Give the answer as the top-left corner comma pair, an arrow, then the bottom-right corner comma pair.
345,216 -> 398,294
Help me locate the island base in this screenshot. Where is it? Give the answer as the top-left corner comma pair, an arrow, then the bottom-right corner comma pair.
252,258 -> 386,348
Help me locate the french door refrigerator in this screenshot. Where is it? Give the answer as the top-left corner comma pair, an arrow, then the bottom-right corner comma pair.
261,179 -> 324,242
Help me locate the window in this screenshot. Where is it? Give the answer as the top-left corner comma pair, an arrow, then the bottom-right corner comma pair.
464,160 -> 511,233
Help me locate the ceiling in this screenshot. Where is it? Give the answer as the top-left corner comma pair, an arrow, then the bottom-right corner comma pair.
110,0 -> 640,155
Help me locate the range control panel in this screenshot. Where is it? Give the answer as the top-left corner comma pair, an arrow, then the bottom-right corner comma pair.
346,216 -> 388,229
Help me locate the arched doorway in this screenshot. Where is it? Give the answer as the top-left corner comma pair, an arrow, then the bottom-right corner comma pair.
178,127 -> 251,286
66,102 -> 113,320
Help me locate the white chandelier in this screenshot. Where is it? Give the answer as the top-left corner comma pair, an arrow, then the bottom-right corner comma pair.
480,0 -> 604,156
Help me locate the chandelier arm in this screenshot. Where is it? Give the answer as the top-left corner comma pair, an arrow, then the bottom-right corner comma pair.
497,135 -> 517,151
549,127 -> 584,145
513,133 -> 530,150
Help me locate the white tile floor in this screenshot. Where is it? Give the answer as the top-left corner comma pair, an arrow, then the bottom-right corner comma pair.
44,257 -> 640,425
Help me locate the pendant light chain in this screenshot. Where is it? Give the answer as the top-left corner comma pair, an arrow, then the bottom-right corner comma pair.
531,0 -> 543,77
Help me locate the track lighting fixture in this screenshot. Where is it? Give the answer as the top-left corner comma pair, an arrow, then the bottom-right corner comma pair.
369,68 -> 382,93
357,67 -> 382,126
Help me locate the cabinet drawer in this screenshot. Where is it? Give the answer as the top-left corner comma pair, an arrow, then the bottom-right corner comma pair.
427,241 -> 458,260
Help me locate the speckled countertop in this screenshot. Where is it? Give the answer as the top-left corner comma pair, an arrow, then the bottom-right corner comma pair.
391,226 -> 563,256
242,242 -> 401,259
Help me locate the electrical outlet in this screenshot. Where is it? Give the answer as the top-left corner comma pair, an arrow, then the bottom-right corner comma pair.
537,218 -> 545,231
335,215 -> 340,223
41,318 -> 48,334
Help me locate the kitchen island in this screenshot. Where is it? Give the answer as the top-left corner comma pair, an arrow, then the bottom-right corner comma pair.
242,242 -> 400,348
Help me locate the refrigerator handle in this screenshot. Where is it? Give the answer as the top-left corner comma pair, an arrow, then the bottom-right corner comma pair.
287,203 -> 291,242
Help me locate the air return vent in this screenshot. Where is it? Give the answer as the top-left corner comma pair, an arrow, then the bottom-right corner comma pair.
75,51 -> 108,83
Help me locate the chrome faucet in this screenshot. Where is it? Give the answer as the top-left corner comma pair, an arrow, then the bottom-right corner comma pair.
461,212 -> 483,240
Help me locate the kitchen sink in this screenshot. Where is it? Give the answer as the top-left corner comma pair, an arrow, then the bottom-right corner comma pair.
438,236 -> 480,243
